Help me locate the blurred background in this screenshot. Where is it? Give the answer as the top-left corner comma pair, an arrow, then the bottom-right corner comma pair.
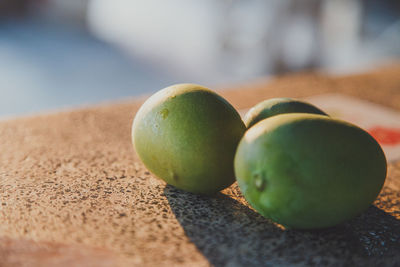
0,0 -> 399,117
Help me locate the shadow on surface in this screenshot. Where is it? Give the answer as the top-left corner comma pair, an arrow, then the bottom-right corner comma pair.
164,185 -> 400,266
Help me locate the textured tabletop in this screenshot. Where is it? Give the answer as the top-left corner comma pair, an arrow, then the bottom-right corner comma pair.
1,65 -> 400,266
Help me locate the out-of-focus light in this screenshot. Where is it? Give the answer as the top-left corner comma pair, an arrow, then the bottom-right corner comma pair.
87,0 -> 219,79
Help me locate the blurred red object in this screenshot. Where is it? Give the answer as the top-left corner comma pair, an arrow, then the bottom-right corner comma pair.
368,126 -> 400,146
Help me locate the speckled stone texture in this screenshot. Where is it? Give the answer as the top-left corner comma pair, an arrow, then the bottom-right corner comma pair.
1,65 -> 400,266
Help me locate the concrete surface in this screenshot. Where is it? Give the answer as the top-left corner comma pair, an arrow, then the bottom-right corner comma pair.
0,65 -> 400,266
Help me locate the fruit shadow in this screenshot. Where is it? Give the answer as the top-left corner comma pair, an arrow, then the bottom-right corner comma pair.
164,185 -> 400,266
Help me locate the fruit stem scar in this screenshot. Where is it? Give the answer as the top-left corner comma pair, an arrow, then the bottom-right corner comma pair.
169,170 -> 179,181
254,173 -> 266,191
160,108 -> 169,119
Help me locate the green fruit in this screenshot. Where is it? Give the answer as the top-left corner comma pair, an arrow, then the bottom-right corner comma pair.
234,113 -> 387,229
244,98 -> 327,128
132,84 -> 246,194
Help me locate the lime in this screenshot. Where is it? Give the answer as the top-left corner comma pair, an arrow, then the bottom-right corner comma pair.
132,84 -> 246,194
234,113 -> 387,229
244,98 -> 327,128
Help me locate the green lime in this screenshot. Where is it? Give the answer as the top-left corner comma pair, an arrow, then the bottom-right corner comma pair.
244,98 -> 327,128
132,84 -> 246,194
234,113 -> 387,229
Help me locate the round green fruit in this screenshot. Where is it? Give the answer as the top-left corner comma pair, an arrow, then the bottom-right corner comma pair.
132,84 -> 246,194
234,113 -> 387,229
244,98 -> 327,128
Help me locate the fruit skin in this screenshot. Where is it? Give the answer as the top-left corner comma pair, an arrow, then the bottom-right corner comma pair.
244,98 -> 327,128
234,113 -> 387,229
132,84 -> 246,194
